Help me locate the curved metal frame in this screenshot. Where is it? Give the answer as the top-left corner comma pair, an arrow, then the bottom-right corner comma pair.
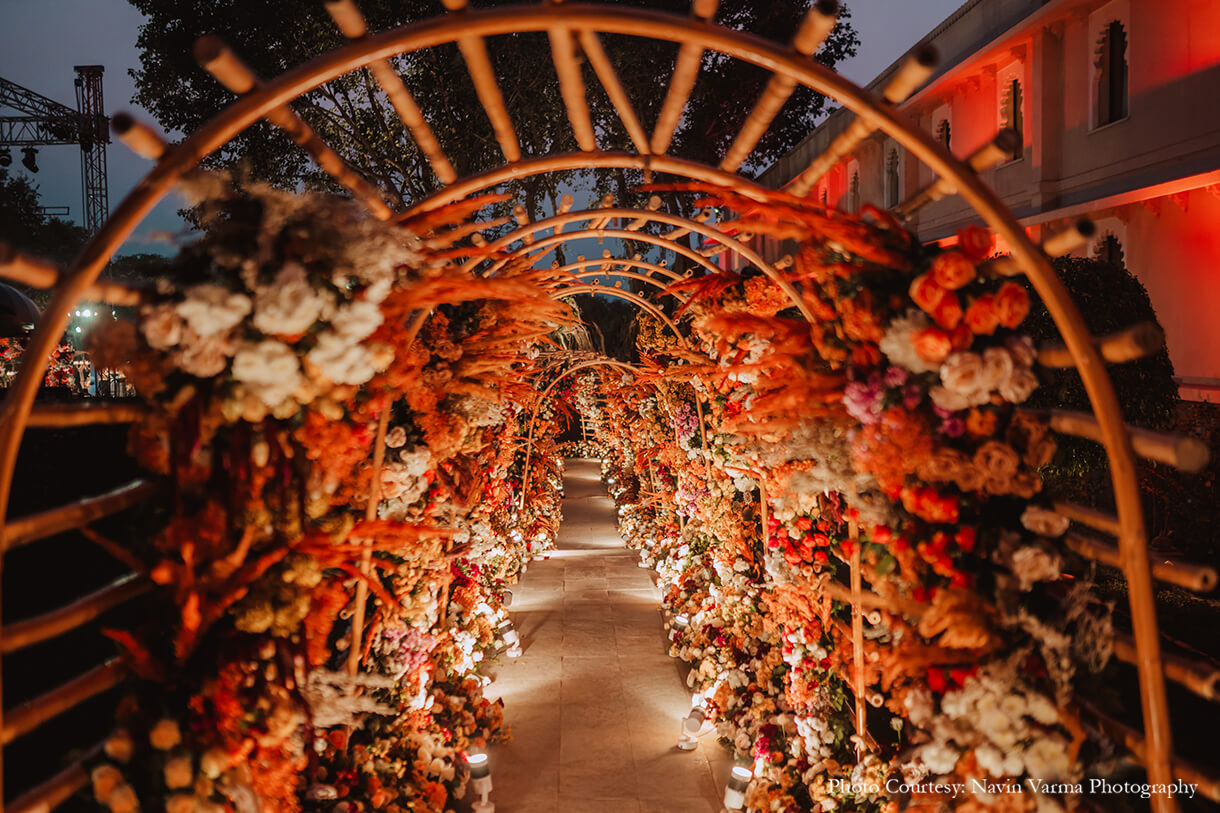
0,2 -> 1176,805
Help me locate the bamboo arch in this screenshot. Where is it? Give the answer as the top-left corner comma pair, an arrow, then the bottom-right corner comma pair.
0,1 -> 1212,809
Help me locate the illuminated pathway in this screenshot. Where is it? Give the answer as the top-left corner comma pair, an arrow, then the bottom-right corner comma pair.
484,458 -> 732,812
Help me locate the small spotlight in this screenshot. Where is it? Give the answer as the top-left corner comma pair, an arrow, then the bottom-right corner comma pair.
496,618 -> 522,658
465,750 -> 494,812
721,764 -> 753,812
673,613 -> 690,632
0,148 -> 11,167
21,147 -> 38,173
501,589 -> 513,608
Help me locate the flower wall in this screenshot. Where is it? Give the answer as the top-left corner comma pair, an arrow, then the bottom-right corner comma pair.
81,183 -> 571,813
592,193 -> 1116,812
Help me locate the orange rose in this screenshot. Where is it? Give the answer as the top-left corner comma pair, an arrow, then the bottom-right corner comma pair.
931,292 -> 963,329
930,250 -> 977,290
964,293 -> 1000,335
965,407 -> 998,437
909,273 -> 947,313
913,327 -> 953,364
957,226 -> 993,262
995,282 -> 1031,328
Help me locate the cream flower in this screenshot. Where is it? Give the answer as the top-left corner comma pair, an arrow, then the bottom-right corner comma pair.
149,718 -> 181,750
939,352 -> 990,405
306,331 -> 376,386
175,284 -> 251,337
164,756 -> 194,789
104,729 -> 135,763
999,366 -> 1039,404
92,764 -> 124,802
1020,506 -> 1071,537
1010,546 -> 1062,590
231,340 -> 303,407
251,262 -> 328,337
979,346 -> 1015,393
173,328 -> 234,378
107,783 -> 141,813
385,426 -> 407,448
141,303 -> 184,350
329,299 -> 383,341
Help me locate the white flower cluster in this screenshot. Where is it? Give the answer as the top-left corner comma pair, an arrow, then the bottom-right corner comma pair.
137,190 -> 421,418
930,338 -> 1039,412
906,656 -> 1071,786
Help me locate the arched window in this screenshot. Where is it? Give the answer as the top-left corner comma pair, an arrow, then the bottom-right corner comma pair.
885,149 -> 900,207
1095,21 -> 1129,126
936,119 -> 951,150
1002,79 -> 1024,160
849,170 -> 860,212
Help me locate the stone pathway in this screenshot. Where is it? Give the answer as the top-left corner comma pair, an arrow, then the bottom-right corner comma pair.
483,458 -> 732,812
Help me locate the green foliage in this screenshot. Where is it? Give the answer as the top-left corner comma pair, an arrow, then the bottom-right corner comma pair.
1021,255 -> 1179,485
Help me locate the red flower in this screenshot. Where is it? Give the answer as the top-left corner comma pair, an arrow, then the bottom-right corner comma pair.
955,527 -> 977,553
995,282 -> 1031,328
949,322 -> 974,351
964,293 -> 1000,335
927,667 -> 948,693
957,226 -> 993,262
909,272 -> 947,313
930,250 -> 977,290
930,292 -> 963,329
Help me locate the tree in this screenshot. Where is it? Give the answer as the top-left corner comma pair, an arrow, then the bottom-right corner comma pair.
0,170 -> 91,308
128,0 -> 857,218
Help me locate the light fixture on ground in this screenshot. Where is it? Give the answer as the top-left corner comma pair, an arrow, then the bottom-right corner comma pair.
721,763 -> 754,812
496,617 -> 522,658
501,588 -> 512,607
465,749 -> 494,812
678,694 -> 713,750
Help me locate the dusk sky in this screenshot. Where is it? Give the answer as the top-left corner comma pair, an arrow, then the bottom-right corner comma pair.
0,0 -> 965,255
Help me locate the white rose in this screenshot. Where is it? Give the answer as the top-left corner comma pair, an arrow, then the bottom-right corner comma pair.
173,328 -> 233,378
999,366 -> 1039,403
141,303 -> 184,350
940,352 -> 990,404
307,332 -> 376,386
1006,335 -> 1037,367
929,385 -> 974,413
231,340 -> 303,408
980,346 -> 1015,393
1020,506 -> 1070,537
251,262 -> 327,337
1010,546 -> 1062,590
918,742 -> 960,775
176,284 -> 251,337
329,299 -> 383,341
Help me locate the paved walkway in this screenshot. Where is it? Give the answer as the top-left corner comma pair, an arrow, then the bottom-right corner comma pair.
484,459 -> 731,812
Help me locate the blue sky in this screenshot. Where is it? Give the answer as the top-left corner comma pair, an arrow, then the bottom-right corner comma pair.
0,0 -> 965,257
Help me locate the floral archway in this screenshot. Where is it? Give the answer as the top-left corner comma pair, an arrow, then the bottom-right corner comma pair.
0,3 -> 1215,813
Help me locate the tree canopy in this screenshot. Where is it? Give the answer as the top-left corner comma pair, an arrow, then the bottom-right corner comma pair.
128,0 -> 858,214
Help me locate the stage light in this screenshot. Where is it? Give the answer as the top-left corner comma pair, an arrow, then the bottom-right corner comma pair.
21,147 -> 38,173
0,148 -> 11,167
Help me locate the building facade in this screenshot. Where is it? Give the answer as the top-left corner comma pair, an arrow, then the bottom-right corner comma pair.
759,0 -> 1220,399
